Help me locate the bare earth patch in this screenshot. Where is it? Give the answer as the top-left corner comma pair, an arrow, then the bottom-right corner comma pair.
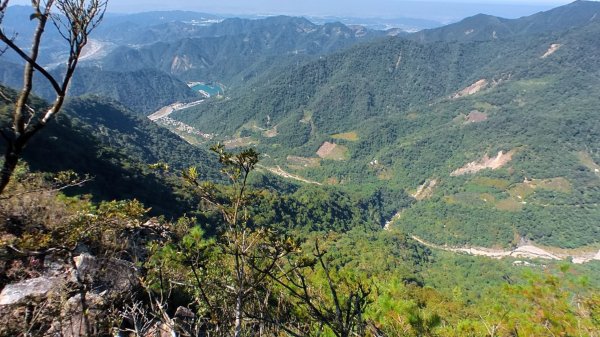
148,105 -> 175,121
258,165 -> 321,185
171,55 -> 194,72
79,39 -> 113,61
541,43 -> 562,58
316,142 -> 349,160
148,100 -> 205,121
287,156 -> 321,168
452,79 -> 488,99
465,110 -> 488,123
384,210 -> 405,231
263,126 -> 278,138
451,150 -> 515,176
412,179 -> 438,201
577,151 -> 600,176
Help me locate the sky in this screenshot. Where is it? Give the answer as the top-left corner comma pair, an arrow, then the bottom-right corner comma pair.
7,0 -> 580,22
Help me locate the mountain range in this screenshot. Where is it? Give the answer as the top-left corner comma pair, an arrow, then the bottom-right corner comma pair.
1,1 -> 599,249
1,2 -> 599,335
169,0 -> 600,249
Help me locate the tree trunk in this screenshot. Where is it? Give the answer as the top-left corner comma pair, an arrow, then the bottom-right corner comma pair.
0,145 -> 20,195
234,292 -> 243,337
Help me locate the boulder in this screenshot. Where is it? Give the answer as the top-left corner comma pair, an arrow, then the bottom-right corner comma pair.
50,292 -> 106,337
72,254 -> 139,295
0,254 -> 141,336
0,276 -> 63,305
144,322 -> 175,337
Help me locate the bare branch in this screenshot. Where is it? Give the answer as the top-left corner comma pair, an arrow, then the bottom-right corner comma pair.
0,34 -> 62,93
52,0 -> 107,92
0,0 -> 108,195
0,175 -> 93,200
0,87 -> 11,102
0,0 -> 9,22
12,1 -> 54,135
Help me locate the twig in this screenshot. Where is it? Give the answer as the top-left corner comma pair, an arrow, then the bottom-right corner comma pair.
0,176 -> 93,200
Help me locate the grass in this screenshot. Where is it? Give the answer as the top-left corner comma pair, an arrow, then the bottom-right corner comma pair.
300,110 -> 313,124
495,198 -> 524,212
453,176 -> 571,212
473,101 -> 497,112
325,145 -> 350,161
507,183 -> 536,200
224,137 -> 258,149
471,177 -> 511,190
405,112 -> 419,120
531,177 -> 572,193
287,156 -> 321,169
263,126 -> 278,138
508,177 -> 572,199
512,76 -> 555,90
331,131 -> 359,141
577,151 -> 600,172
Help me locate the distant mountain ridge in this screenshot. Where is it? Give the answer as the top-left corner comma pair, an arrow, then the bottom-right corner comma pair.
89,15 -> 388,85
0,12 -> 389,114
410,0 -> 600,42
0,61 -> 200,114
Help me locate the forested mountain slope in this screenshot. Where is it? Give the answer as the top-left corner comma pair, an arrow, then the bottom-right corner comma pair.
0,3 -> 599,336
92,16 -> 388,85
0,90 -> 219,216
0,14 -> 388,114
0,61 -> 201,114
171,8 -> 600,248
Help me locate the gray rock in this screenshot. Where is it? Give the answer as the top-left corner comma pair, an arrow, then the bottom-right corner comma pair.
72,254 -> 139,295
0,276 -> 62,305
49,292 -> 106,337
174,306 -> 195,319
144,322 -> 175,337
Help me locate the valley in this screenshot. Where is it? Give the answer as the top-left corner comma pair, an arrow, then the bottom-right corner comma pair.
411,235 -> 600,264
0,2 -> 599,336
148,100 -> 206,121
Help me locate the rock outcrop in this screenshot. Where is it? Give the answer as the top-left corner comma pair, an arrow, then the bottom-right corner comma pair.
0,276 -> 64,305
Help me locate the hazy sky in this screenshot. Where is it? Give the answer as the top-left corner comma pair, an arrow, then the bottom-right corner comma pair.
7,0 -> 580,21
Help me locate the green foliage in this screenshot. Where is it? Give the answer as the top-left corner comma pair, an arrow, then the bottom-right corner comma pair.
474,268 -> 600,337
0,166 -> 152,285
2,6 -> 600,336
0,90 -> 220,217
171,17 -> 600,248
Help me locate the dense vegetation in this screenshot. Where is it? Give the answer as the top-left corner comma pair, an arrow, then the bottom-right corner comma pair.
1,147 -> 598,336
0,2 -> 599,336
93,16 -> 387,84
0,63 -> 201,114
0,89 -> 221,216
172,5 -> 600,248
